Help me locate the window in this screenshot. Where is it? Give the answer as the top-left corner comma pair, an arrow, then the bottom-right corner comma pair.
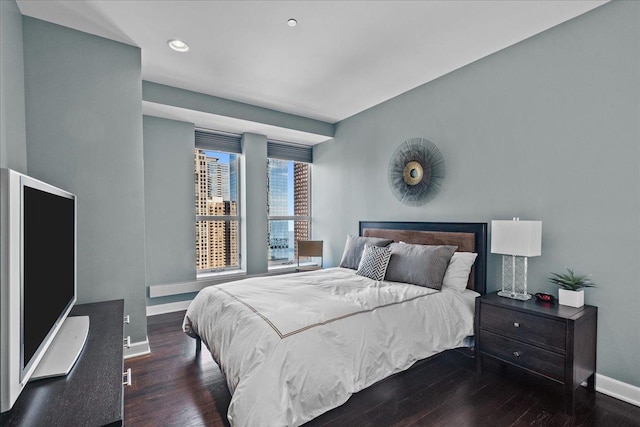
267,156 -> 311,267
194,131 -> 241,274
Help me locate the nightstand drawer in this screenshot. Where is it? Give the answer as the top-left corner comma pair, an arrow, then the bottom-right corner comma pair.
480,303 -> 566,352
479,330 -> 565,382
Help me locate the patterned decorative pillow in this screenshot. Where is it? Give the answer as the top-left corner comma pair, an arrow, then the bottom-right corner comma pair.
356,244 -> 392,281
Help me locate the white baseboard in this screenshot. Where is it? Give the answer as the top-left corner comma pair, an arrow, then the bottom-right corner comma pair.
146,299 -> 193,316
148,268 -> 299,298
124,337 -> 150,359
148,272 -> 246,298
591,373 -> 640,407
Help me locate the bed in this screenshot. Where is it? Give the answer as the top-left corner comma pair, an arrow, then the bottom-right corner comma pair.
183,221 -> 487,426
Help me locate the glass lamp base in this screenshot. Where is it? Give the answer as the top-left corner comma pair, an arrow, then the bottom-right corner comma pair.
497,290 -> 532,301
499,255 -> 532,301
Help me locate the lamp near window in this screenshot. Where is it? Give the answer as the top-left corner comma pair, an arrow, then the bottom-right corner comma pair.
296,240 -> 323,272
491,218 -> 542,300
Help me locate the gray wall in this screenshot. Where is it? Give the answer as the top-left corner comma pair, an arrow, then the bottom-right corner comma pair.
314,0 -> 639,387
22,17 -> 148,343
142,116 -> 196,282
143,81 -> 334,138
143,116 -> 196,305
241,133 -> 269,274
0,0 -> 27,174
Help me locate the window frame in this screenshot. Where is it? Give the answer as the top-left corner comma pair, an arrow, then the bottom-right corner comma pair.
194,130 -> 242,275
267,158 -> 312,268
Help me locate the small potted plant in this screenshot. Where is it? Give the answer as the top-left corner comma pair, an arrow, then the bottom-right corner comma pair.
548,268 -> 596,308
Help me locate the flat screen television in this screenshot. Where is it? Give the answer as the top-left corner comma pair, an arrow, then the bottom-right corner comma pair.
0,169 -> 87,413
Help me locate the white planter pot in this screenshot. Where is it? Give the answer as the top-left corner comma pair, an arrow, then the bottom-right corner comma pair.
558,288 -> 584,308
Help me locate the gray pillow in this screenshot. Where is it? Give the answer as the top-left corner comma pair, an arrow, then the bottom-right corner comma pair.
384,243 -> 457,289
339,235 -> 393,270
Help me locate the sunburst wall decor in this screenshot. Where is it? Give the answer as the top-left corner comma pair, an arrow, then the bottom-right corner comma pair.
387,138 -> 445,206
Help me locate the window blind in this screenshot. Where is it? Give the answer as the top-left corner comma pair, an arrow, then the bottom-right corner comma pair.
195,129 -> 242,154
267,140 -> 313,163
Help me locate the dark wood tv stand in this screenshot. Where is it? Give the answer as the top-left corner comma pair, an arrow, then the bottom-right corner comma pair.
0,299 -> 125,426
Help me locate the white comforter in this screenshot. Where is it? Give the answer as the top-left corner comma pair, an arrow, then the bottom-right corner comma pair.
183,267 -> 478,427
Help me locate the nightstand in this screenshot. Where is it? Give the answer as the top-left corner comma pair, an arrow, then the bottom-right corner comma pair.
475,292 -> 597,415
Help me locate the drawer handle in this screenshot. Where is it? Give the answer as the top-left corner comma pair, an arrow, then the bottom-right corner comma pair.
513,351 -> 521,358
124,315 -> 130,324
513,322 -> 520,328
124,336 -> 131,349
123,368 -> 132,387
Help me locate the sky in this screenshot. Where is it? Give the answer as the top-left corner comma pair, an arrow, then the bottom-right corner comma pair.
204,150 -> 231,164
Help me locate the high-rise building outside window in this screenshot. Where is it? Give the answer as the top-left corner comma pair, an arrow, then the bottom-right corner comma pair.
195,149 -> 239,273
267,158 -> 310,266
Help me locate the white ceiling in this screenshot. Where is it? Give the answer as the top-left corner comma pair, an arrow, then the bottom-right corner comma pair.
17,0 -> 607,128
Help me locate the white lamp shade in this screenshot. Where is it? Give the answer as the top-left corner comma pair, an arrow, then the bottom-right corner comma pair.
491,220 -> 542,257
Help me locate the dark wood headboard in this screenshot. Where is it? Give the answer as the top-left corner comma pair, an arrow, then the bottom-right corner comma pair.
359,221 -> 487,295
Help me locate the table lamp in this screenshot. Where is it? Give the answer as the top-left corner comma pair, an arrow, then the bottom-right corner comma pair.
491,218 -> 542,300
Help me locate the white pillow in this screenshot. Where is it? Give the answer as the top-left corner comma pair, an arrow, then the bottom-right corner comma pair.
441,252 -> 478,292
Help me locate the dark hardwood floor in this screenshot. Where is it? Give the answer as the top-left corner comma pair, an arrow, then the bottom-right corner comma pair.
125,311 -> 640,426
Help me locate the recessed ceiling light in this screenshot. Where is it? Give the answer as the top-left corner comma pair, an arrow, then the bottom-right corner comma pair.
167,39 -> 189,52
287,19 -> 297,27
